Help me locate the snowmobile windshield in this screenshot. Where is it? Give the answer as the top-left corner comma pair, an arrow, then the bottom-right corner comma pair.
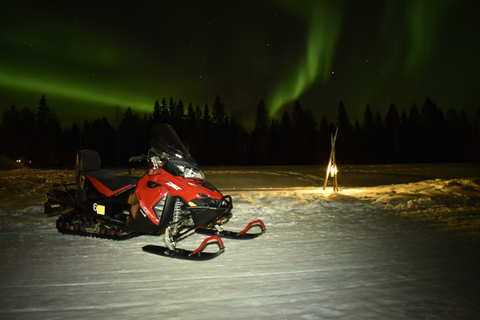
151,123 -> 189,158
150,123 -> 205,180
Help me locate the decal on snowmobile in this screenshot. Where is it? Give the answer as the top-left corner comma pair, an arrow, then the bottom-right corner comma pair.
93,203 -> 105,215
166,182 -> 181,190
87,174 -> 134,197
44,123 -> 266,260
138,199 -> 158,223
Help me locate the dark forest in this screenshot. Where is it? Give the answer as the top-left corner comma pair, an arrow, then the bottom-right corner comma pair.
1,94 -> 479,168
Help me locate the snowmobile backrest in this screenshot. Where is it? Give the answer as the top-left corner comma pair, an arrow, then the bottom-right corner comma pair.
76,149 -> 101,188
74,149 -> 101,206
76,149 -> 101,172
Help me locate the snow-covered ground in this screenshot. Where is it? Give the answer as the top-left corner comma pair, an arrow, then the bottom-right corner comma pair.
1,163 -> 479,319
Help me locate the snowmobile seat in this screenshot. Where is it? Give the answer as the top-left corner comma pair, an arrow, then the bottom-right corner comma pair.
76,149 -> 139,199
85,170 -> 139,197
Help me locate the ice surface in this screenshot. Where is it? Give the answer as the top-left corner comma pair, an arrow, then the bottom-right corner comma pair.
1,163 -> 479,319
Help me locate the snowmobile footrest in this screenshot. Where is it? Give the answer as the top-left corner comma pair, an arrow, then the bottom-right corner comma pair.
192,235 -> 225,255
239,219 -> 266,235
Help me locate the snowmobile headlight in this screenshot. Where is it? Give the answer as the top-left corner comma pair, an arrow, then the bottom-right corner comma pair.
184,167 -> 205,180
174,164 -> 205,180
190,194 -> 218,207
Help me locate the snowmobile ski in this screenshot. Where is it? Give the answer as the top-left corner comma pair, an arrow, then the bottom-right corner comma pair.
142,235 -> 225,260
196,219 -> 266,239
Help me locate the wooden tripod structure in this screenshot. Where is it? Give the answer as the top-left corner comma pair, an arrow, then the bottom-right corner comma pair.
323,127 -> 339,191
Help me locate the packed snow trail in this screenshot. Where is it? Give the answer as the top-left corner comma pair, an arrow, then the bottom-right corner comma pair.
0,164 -> 479,319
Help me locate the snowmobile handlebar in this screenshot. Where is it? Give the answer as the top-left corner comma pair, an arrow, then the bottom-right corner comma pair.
129,151 -> 168,171
128,155 -> 147,162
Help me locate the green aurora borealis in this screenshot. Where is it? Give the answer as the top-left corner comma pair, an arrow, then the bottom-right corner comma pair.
1,0 -> 479,125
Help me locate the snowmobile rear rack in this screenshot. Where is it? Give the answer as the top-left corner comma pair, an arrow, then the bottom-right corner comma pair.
44,183 -> 78,213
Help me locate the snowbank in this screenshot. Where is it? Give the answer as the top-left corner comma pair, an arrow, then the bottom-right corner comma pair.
1,164 -> 479,319
0,155 -> 24,170
1,164 -> 479,230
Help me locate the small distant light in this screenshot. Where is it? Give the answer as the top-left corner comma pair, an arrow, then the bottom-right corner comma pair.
16,159 -> 21,163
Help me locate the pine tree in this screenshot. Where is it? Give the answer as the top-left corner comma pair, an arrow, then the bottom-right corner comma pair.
168,97 -> 177,126
374,110 -> 386,163
184,102 -> 200,158
209,95 -> 229,164
151,99 -> 161,124
319,116 -> 332,163
229,112 -> 249,165
186,103 -> 195,126
420,98 -> 445,162
353,118 -> 362,163
19,106 -> 35,165
336,100 -> 354,164
35,94 -> 58,166
199,104 -> 212,164
1,105 -> 20,161
445,108 -> 471,162
398,108 -> 408,162
362,104 -> 375,163
385,103 -> 400,162
212,94 -> 227,126
160,98 -> 170,123
253,99 -> 270,165
406,104 -> 422,162
175,99 -> 185,134
63,122 -> 81,168
471,107 -> 480,161
111,105 -> 123,166
290,101 -> 308,164
118,107 -> 140,164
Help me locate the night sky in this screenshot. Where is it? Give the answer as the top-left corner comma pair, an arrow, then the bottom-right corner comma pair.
1,0 -> 479,126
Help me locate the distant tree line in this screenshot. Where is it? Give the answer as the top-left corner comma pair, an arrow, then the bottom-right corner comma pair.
1,94 -> 479,168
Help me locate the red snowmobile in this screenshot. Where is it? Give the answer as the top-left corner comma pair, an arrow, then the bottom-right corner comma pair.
45,123 -> 265,260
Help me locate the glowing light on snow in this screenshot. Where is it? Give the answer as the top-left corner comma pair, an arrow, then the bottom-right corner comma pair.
330,164 -> 338,176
